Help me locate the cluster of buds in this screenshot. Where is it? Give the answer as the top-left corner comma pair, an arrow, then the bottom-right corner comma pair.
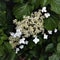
13,10 -> 44,38
9,7 -> 51,53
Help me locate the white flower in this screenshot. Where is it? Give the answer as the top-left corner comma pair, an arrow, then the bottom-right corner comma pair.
42,7 -> 47,13
44,13 -> 50,18
14,33 -> 20,37
16,29 -> 22,37
16,29 -> 20,32
44,33 -> 48,39
16,29 -> 22,33
19,45 -> 24,49
10,32 -> 16,38
14,32 -> 21,38
48,30 -> 52,34
54,28 -> 57,33
25,41 -> 28,45
33,36 -> 39,44
19,38 -> 25,44
10,32 -> 15,36
15,48 -> 19,54
13,19 -> 17,23
10,29 -> 22,38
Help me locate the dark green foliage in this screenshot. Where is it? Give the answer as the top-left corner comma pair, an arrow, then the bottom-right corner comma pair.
0,1 -> 7,29
44,15 -> 59,30
49,54 -> 60,60
50,0 -> 60,14
13,3 -> 34,20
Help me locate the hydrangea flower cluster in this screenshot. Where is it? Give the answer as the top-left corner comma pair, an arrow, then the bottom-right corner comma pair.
13,10 -> 44,38
9,7 -> 51,53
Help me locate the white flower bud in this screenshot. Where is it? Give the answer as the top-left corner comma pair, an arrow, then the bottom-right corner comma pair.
25,41 -> 28,45
54,28 -> 57,33
33,36 -> 39,44
10,32 -> 15,36
42,7 -> 47,13
44,13 -> 50,18
19,38 -> 25,44
19,45 -> 24,49
15,48 -> 19,54
44,33 -> 48,39
48,30 -> 52,34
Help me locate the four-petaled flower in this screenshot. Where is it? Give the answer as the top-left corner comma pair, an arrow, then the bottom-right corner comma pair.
44,33 -> 48,39
33,36 -> 39,44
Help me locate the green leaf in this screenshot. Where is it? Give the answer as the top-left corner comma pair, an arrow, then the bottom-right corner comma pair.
0,29 -> 7,45
9,52 -> 16,60
40,0 -> 48,6
0,2 -> 7,29
4,42 -> 12,53
13,4 -> 34,20
1,34 -> 7,40
0,11 -> 7,27
39,56 -> 45,60
28,41 -> 35,49
44,16 -> 58,30
28,0 -> 40,9
45,43 -> 54,52
0,46 -> 5,57
57,43 -> 60,54
50,0 -> 60,14
0,55 -> 6,60
58,22 -> 60,31
0,39 -> 3,45
6,51 -> 16,60
0,2 -> 6,11
49,54 -> 60,60
57,36 -> 60,43
12,0 -> 24,3
29,49 -> 37,57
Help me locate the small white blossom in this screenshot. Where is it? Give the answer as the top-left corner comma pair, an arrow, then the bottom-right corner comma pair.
19,45 -> 24,49
33,36 -> 39,44
9,41 -> 12,43
10,30 -> 22,38
44,13 -> 50,18
10,32 -> 15,36
13,19 -> 17,23
42,7 -> 47,13
19,38 -> 25,44
54,28 -> 57,33
10,32 -> 17,38
23,15 -> 26,18
16,29 -> 21,32
13,34 -> 17,38
25,41 -> 28,45
15,48 -> 19,54
14,32 -> 21,38
16,29 -> 22,37
44,33 -> 48,39
48,30 -> 52,34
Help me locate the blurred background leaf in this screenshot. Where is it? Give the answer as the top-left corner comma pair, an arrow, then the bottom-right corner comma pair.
44,15 -> 59,30
12,0 -> 24,3
13,3 -> 34,20
0,1 -> 7,29
49,54 -> 60,60
50,0 -> 60,14
45,43 -> 54,52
